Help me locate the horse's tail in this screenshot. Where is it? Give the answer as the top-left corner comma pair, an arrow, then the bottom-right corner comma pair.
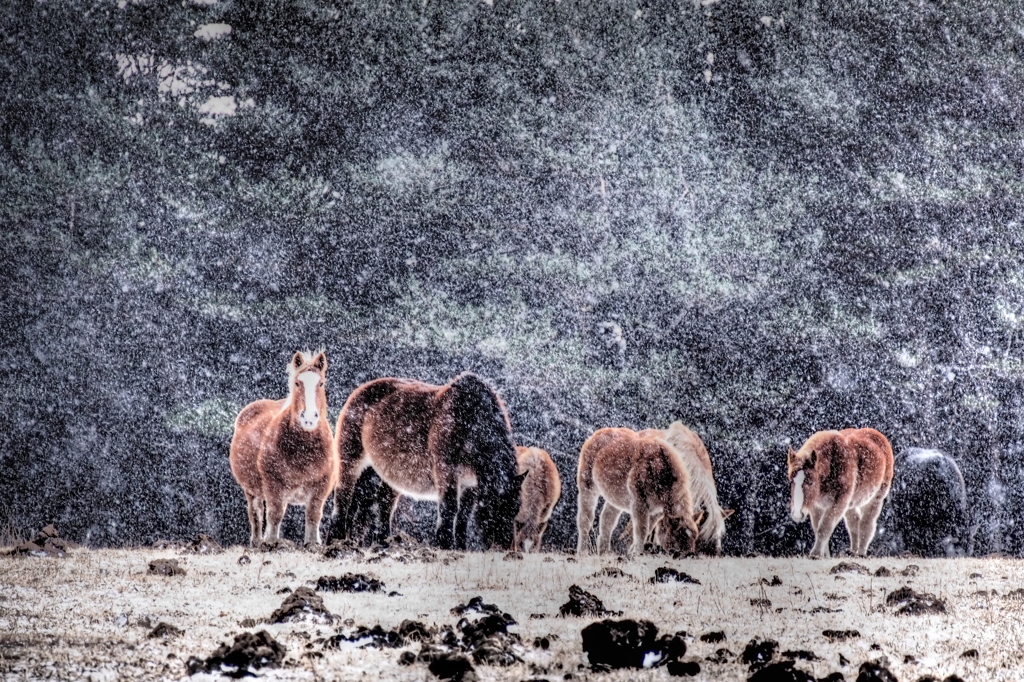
661,428 -> 725,547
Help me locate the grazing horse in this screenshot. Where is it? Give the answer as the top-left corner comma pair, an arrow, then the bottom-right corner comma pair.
332,373 -> 525,551
638,422 -> 733,554
882,448 -> 968,557
787,428 -> 894,559
577,428 -> 701,556
229,351 -> 337,547
513,446 -> 561,552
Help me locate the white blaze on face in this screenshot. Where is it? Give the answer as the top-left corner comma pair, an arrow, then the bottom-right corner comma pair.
297,371 -> 321,431
791,470 -> 806,522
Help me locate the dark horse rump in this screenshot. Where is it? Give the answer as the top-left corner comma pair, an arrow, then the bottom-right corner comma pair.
331,372 -> 523,550
878,448 -> 969,557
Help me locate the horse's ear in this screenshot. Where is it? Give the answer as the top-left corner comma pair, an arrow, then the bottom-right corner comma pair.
292,352 -> 305,370
311,352 -> 327,373
514,470 -> 529,486
786,447 -> 796,468
806,450 -> 817,468
693,510 -> 705,527
721,508 -> 735,520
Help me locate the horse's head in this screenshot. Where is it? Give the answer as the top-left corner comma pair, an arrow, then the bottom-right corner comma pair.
787,446 -> 818,522
655,510 -> 703,554
478,470 -> 528,551
288,350 -> 327,432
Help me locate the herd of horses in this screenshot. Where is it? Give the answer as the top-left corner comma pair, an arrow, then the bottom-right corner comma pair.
229,352 -> 965,558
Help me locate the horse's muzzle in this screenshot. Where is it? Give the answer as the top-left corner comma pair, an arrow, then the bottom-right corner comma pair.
299,411 -> 319,431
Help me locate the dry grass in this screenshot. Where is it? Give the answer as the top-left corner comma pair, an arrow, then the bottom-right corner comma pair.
0,547 -> 1018,680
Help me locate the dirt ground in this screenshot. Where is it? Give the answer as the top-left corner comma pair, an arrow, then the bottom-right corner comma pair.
0,543 -> 1019,681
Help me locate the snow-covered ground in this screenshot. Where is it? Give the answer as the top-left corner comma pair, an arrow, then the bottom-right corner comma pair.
0,546 -> 1016,680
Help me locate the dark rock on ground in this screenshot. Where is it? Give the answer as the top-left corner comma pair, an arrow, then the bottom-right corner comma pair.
398,620 -> 435,641
706,648 -> 734,664
874,567 -> 892,577
398,650 -> 416,665
884,586 -> 947,615
652,567 -> 701,584
960,649 -> 978,658
580,619 -> 659,669
781,650 -> 818,661
667,659 -> 701,676
185,533 -> 222,554
148,559 -> 186,576
325,624 -> 404,649
742,638 -> 779,669
269,586 -> 333,623
503,551 -> 523,561
820,674 -> 845,682
823,630 -> 860,641
315,573 -> 385,593
427,652 -> 477,681
900,565 -> 920,577
237,554 -> 251,565
451,596 -> 509,618
700,631 -> 726,643
186,630 -> 286,677
856,662 -> 898,682
558,585 -> 622,617
148,622 -> 184,638
830,562 -> 870,575
8,525 -> 77,558
588,566 -> 630,579
750,598 -> 772,608
323,538 -> 363,560
747,661 -> 815,681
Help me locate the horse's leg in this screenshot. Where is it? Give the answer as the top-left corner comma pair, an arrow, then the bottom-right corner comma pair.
576,486 -> 600,555
376,485 -> 400,545
842,507 -> 863,557
265,495 -> 287,545
304,481 -> 334,547
597,504 -> 622,555
454,487 -> 478,551
809,502 -> 847,559
244,492 -> 262,547
856,492 -> 887,556
629,505 -> 651,556
435,481 -> 459,550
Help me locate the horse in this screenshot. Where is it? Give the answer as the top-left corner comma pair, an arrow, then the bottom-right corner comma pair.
331,372 -> 525,551
879,448 -> 969,557
513,446 -> 561,552
576,428 -> 702,556
787,428 -> 894,559
638,422 -> 733,554
229,351 -> 338,547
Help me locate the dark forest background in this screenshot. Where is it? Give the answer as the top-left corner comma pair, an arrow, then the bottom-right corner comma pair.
3,0 -> 1024,555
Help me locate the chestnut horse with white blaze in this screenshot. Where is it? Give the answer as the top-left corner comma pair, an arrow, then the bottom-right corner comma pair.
229,351 -> 338,546
788,428 -> 894,559
332,373 -> 525,550
577,428 -> 701,556
514,446 -> 561,552
638,422 -> 733,554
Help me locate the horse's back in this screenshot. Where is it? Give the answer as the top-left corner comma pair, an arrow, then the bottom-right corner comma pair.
230,399 -> 283,494
517,446 -> 561,503
840,427 -> 894,489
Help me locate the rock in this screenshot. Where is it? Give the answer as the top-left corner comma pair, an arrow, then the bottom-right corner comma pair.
186,630 -> 286,676
503,551 -> 523,561
855,661 -> 897,682
148,622 -> 184,639
237,554 -> 251,565
427,652 -> 477,681
8,525 -> 77,558
398,620 -> 435,642
960,649 -> 978,658
398,651 -> 416,665
830,562 -> 870,575
899,565 -> 920,577
700,631 -> 726,643
759,575 -> 783,586
580,619 -> 659,669
884,586 -> 946,615
315,573 -> 385,593
323,538 -> 363,560
781,650 -> 818,661
706,648 -> 733,664
185,533 -> 222,554
558,585 -> 622,617
588,566 -> 630,579
741,639 -> 778,669
325,624 -> 404,649
451,596 -> 509,618
148,559 -> 186,576
652,567 -> 701,584
747,661 -> 815,681
269,586 -> 333,623
874,567 -> 892,577
666,660 -> 701,676
750,598 -> 772,608
823,630 -> 860,641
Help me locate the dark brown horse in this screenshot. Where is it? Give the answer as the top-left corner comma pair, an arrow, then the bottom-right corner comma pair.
331,373 -> 524,550
229,351 -> 337,546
